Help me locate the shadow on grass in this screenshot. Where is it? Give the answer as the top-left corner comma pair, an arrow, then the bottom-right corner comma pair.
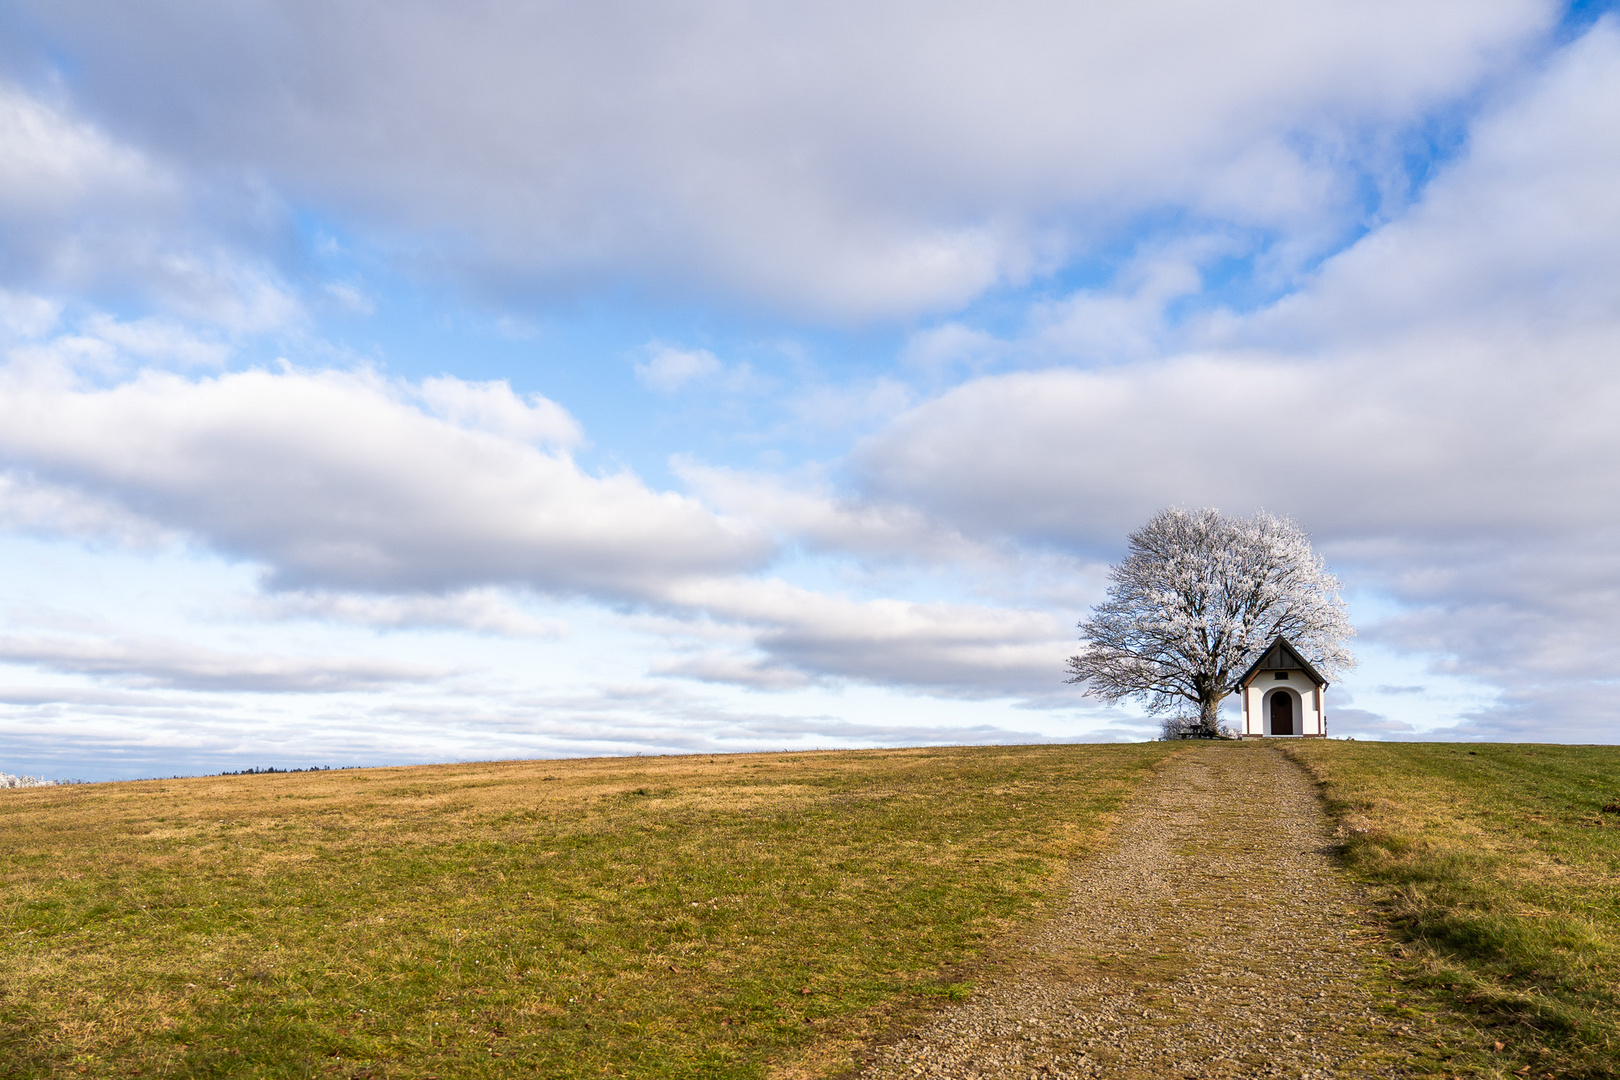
1289,741 -> 1620,1080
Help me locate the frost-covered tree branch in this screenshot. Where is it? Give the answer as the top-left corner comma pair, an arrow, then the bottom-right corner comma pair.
1066,508 -> 1354,737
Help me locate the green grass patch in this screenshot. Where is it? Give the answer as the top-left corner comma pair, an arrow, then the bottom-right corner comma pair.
1287,741 -> 1620,1079
0,743 -> 1175,1079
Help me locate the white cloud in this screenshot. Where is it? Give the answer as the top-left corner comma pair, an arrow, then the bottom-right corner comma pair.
635,344 -> 723,393
901,240 -> 1225,376
673,459 -> 978,562
0,358 -> 771,597
857,333 -> 1620,549
0,80 -> 168,220
0,632 -> 444,693
80,314 -> 230,367
4,0 -> 1555,317
1026,244 -> 1218,361
1242,17 -> 1620,349
0,471 -> 177,547
0,289 -> 61,338
130,251 -> 301,334
0,83 -> 298,331
653,651 -> 814,691
259,588 -> 566,638
656,576 -> 1071,699
322,281 -> 374,316
417,375 -> 583,446
900,322 -> 1002,377
858,22 -> 1620,550
0,333 -> 1081,705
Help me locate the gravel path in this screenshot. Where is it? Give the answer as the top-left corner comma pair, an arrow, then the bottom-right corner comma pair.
860,742 -> 1436,1079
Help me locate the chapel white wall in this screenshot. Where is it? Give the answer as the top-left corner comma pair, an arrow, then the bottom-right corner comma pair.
1240,675 -> 1325,737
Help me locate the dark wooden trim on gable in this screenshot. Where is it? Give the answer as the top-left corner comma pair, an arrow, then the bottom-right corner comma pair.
1233,634 -> 1329,691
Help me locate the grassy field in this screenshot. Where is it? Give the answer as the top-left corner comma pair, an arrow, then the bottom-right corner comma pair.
0,743 -> 1176,1079
1286,741 -> 1620,1080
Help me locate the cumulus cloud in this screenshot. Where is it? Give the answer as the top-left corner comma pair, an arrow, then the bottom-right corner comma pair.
1,0 -> 1554,318
0,359 -> 771,596
0,333 -> 1078,703
858,332 -> 1620,550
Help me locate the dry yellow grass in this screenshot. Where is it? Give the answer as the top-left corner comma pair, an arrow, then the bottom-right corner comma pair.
0,743 -> 1176,1078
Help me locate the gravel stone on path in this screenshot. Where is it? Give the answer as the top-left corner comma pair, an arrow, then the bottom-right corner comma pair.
859,742 -> 1439,1079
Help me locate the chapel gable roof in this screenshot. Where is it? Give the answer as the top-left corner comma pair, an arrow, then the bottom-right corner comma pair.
1235,634 -> 1329,690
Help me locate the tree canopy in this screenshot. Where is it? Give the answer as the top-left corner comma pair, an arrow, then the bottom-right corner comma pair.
1066,507 -> 1354,737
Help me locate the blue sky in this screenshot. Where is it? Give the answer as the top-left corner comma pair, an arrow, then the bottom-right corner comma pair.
1,1 -> 1618,779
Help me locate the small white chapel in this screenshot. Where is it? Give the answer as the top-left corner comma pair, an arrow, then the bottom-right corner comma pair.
1235,635 -> 1329,738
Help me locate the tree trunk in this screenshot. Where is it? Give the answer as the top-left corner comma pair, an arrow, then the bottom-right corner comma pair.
1196,695 -> 1221,738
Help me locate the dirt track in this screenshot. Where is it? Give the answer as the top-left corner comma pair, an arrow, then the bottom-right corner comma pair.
858,742 -> 1446,1079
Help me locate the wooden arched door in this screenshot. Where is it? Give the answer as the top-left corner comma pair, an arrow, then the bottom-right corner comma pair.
1270,691 -> 1294,736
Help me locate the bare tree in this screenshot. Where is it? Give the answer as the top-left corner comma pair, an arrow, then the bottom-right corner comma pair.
1066,507 -> 1354,738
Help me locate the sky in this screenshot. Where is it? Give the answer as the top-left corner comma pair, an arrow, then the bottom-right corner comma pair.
1,1 -> 1618,780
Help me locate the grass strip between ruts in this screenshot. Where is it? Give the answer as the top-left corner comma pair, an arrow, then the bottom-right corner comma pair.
1286,741 -> 1620,1080
0,743 -> 1177,1079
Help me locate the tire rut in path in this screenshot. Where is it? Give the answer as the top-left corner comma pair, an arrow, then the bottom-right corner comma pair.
860,742 -> 1431,1079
